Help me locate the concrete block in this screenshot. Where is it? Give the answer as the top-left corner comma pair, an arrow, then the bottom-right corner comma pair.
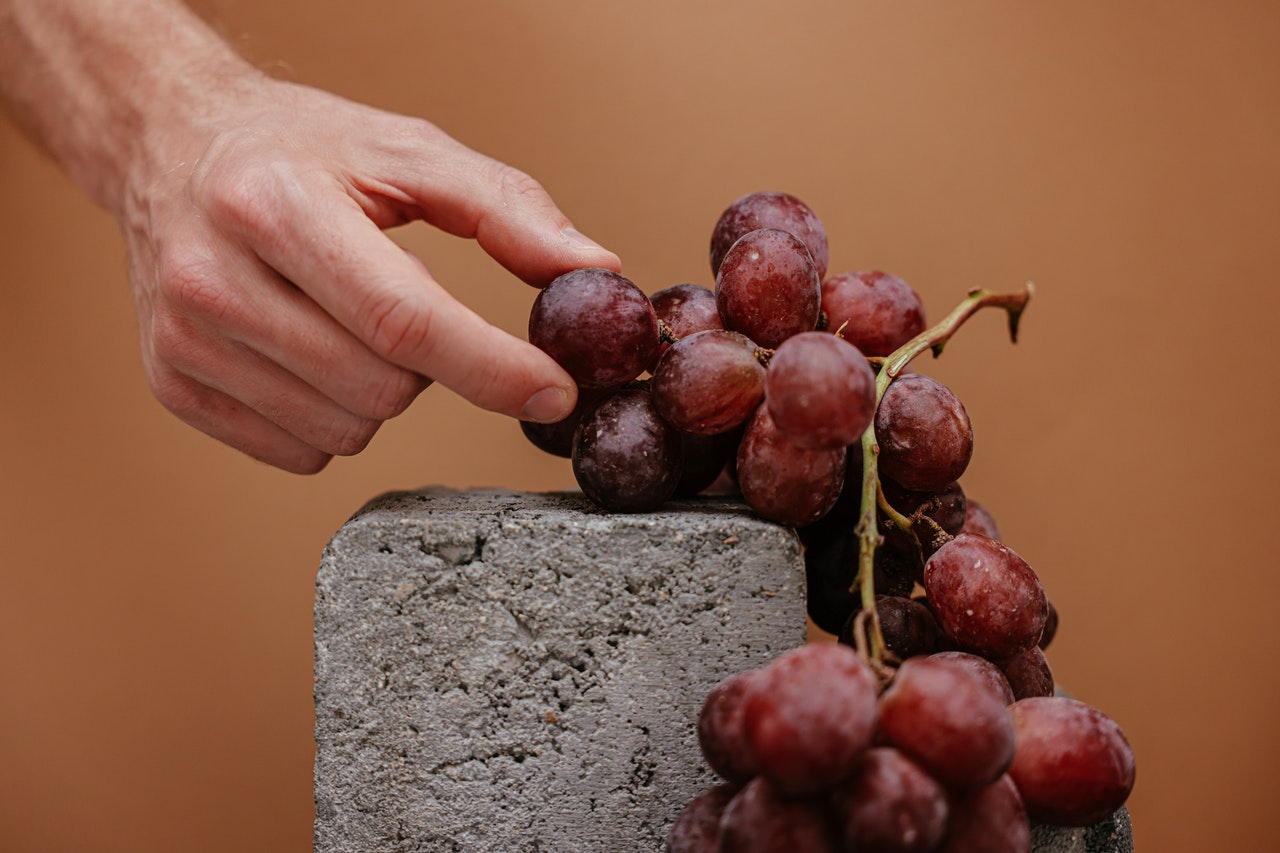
314,488 -> 807,852
314,487 -> 1134,852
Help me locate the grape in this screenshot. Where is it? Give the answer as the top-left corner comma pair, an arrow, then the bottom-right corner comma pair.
519,387 -> 611,458
675,430 -> 740,497
571,388 -> 681,512
652,330 -> 766,436
880,478 -> 967,559
840,596 -> 940,662
923,533 -> 1048,660
717,777 -> 838,852
936,775 -> 1032,853
715,229 -> 821,349
829,747 -> 949,853
877,655 -> 1017,791
998,647 -> 1054,701
698,669 -> 762,787
820,271 -> 926,358
737,405 -> 845,527
875,373 -> 974,492
667,784 -> 737,853
1007,697 -> 1136,827
1039,600 -> 1059,651
710,191 -> 829,280
743,644 -> 878,795
529,267 -> 661,388
928,651 -> 1016,705
651,283 -> 723,359
764,332 -> 876,451
961,499 -> 1002,540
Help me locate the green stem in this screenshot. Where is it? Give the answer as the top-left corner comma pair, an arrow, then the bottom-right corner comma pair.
853,283 -> 1034,667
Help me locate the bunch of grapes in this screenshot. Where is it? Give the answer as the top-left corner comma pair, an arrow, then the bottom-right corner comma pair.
522,191 -> 1135,850
671,641 -> 1135,852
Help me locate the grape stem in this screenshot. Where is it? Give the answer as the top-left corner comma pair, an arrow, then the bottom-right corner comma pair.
853,282 -> 1035,667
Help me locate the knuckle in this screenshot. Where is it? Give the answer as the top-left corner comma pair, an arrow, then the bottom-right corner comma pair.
361,291 -> 436,365
148,308 -> 205,372
491,163 -> 548,208
198,161 -> 286,243
356,371 -> 424,420
158,254 -> 241,324
319,417 -> 381,458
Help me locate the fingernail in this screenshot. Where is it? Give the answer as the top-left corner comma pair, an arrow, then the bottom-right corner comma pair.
561,227 -> 609,254
521,386 -> 573,423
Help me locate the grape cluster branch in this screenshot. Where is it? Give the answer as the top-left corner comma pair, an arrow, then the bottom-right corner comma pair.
854,283 -> 1035,666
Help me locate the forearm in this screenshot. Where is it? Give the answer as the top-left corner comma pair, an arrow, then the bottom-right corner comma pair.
0,0 -> 264,216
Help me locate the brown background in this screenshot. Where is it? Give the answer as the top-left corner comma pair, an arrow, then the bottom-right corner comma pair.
2,1 -> 1277,850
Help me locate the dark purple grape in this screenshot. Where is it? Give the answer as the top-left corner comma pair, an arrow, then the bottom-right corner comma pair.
676,430 -> 740,497
1007,697 -> 1136,827
651,283 -> 723,359
764,332 -> 876,450
880,479 -> 967,559
737,405 -> 845,527
667,784 -> 737,853
715,229 -> 821,349
961,499 -> 1002,540
937,775 -> 1032,853
998,647 -> 1054,701
571,388 -> 681,512
878,655 -> 1017,791
927,651 -> 1016,705
519,386 -> 611,458
829,747 -> 949,853
717,777 -> 839,852
529,268 -> 660,388
743,644 -> 878,795
698,669 -> 762,787
1039,600 -> 1059,651
652,330 -> 765,436
840,596 -> 940,661
875,373 -> 973,492
923,533 -> 1048,660
710,191 -> 829,280
820,271 -> 926,358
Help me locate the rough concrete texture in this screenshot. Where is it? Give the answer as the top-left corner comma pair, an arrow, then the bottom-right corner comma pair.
314,488 -> 807,852
315,487 -> 1134,852
1034,807 -> 1134,853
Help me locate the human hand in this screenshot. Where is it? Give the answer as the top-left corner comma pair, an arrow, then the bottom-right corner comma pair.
122,76 -> 620,473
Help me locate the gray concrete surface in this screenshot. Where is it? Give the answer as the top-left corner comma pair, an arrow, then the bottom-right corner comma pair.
314,488 -> 807,852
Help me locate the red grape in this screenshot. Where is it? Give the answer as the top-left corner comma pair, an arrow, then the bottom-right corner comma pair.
571,388 -> 681,512
652,330 -> 765,436
875,373 -> 974,492
519,386 -> 611,458
717,777 -> 838,852
998,646 -> 1054,701
651,283 -> 723,358
529,267 -> 661,388
927,651 -> 1016,706
936,774 -> 1031,853
878,655 -> 1016,791
923,533 -> 1048,660
1007,697 -> 1136,827
743,644 -> 878,795
710,191 -> 829,280
764,332 -> 876,451
961,499 -> 1002,540
880,478 -> 968,559
675,430 -> 740,497
736,405 -> 845,527
843,596 -> 940,662
820,271 -> 926,358
667,783 -> 737,853
698,669 -> 762,787
829,747 -> 949,853
1039,600 -> 1059,651
715,229 -> 821,349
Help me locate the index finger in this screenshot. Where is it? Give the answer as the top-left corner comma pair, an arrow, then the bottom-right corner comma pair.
225,172 -> 578,422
